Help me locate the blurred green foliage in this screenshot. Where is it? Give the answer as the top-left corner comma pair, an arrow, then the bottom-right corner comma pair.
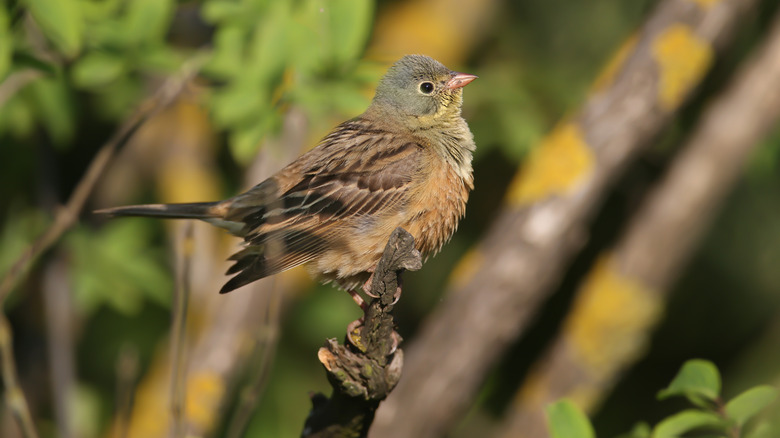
66,220 -> 172,315
203,0 -> 375,162
548,360 -> 779,438
547,400 -> 596,438
0,0 -> 378,316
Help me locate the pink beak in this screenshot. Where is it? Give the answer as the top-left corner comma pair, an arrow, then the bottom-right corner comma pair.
445,72 -> 478,90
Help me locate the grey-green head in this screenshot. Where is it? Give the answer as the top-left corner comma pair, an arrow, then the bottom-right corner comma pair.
371,55 -> 477,120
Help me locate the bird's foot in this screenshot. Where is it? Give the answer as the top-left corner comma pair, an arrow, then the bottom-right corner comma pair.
362,271 -> 402,304
345,316 -> 401,355
346,317 -> 365,350
347,288 -> 368,311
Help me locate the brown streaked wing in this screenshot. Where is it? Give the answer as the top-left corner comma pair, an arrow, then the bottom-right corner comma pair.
220,120 -> 424,292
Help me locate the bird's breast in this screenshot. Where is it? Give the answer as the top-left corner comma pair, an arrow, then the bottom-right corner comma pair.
403,158 -> 472,257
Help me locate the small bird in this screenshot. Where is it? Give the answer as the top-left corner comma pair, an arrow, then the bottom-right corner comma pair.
97,55 -> 477,303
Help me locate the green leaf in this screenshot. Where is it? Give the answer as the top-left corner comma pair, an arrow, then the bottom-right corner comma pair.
210,82 -> 268,128
319,0 -> 374,65
651,410 -> 726,438
228,112 -> 279,164
546,400 -> 595,438
615,422 -> 651,438
744,421 -> 775,438
658,359 -> 721,406
79,0 -> 122,21
71,52 -> 126,88
201,0 -> 249,23
245,0 -> 290,82
29,75 -> 76,145
292,0 -> 372,71
66,221 -> 172,316
0,207 -> 49,283
133,44 -> 182,73
122,0 -> 174,46
25,0 -> 84,57
88,18 -> 132,48
0,94 -> 35,139
725,386 -> 778,427
91,76 -> 143,120
0,8 -> 12,79
203,25 -> 246,79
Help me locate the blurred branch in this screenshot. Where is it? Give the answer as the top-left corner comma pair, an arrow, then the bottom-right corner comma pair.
121,109 -> 308,438
42,256 -> 76,438
0,69 -> 43,108
498,6 -> 780,436
302,228 -> 421,438
114,344 -> 139,438
0,54 -> 206,304
370,0 -> 759,436
0,54 -> 205,438
223,279 -> 282,438
0,315 -> 38,438
169,223 -> 193,438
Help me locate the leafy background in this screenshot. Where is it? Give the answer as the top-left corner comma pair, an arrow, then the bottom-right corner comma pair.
1,0 -> 780,437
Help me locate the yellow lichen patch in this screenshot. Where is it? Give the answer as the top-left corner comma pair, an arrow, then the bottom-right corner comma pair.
652,25 -> 713,111
368,0 -> 493,66
690,0 -> 721,8
506,122 -> 593,206
448,248 -> 484,289
564,255 -> 663,381
156,103 -> 222,204
185,371 -> 226,432
590,33 -> 638,94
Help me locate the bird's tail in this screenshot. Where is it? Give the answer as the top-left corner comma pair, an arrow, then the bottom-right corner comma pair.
95,202 -> 222,220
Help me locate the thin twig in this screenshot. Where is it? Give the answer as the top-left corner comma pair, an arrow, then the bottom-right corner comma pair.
0,52 -> 208,438
114,344 -> 139,438
0,314 -> 39,438
43,255 -> 76,438
224,280 -> 282,438
169,223 -> 194,438
0,52 -> 207,304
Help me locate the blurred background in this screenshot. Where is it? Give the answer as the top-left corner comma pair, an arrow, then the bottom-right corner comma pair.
1,0 -> 780,437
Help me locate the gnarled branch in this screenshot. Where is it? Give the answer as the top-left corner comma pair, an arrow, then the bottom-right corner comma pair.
302,228 -> 421,438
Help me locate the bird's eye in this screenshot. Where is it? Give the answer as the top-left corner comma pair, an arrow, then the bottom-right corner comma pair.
419,82 -> 434,94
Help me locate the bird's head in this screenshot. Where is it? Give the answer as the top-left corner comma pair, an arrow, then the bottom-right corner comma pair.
371,55 -> 477,123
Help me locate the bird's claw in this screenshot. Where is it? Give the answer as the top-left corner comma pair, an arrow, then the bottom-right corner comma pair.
362,272 -> 379,299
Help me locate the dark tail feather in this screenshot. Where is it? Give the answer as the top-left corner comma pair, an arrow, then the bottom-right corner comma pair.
94,202 -> 221,220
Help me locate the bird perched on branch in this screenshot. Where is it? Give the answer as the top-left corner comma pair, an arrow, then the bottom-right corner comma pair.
97,54 -> 477,305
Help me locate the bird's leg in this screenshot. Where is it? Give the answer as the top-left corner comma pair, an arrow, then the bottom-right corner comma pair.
346,288 -> 368,348
347,288 -> 368,310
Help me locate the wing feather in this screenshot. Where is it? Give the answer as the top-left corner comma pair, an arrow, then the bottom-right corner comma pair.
219,119 -> 424,292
